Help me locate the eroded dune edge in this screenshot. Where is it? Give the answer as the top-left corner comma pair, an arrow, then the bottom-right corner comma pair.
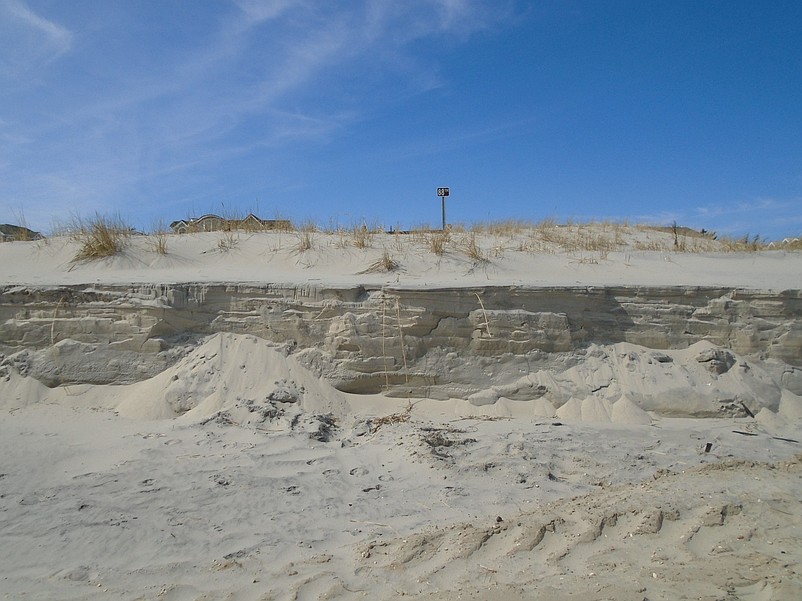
1,232 -> 801,600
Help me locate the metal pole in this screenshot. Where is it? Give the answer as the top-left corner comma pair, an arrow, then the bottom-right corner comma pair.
442,196 -> 446,231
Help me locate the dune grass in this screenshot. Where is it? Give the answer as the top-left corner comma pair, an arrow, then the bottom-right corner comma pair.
427,230 -> 449,255
282,219 -> 792,256
351,223 -> 375,249
148,221 -> 169,255
70,213 -> 131,262
462,232 -> 488,263
719,233 -> 767,252
360,249 -> 400,273
46,212 -> 798,267
295,221 -> 316,252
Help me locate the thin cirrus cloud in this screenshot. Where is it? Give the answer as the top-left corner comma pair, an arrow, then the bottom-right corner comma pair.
3,1 -> 799,239
0,0 -> 524,230
0,0 -> 73,77
693,199 -> 802,236
633,199 -> 802,237
0,0 -> 513,229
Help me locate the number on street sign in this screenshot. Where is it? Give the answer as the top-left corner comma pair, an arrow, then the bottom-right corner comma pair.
437,187 -> 450,197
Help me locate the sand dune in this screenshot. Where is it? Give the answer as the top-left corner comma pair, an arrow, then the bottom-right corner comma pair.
1,226 -> 801,599
0,227 -> 799,289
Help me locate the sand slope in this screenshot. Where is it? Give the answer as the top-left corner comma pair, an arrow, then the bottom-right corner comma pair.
114,332 -> 350,421
1,394 -> 800,600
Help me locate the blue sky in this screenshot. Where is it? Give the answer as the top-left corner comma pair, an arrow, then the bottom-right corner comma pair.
2,0 -> 801,239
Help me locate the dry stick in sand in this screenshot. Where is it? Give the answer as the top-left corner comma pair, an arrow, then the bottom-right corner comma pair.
381,292 -> 389,391
351,519 -> 400,536
474,292 -> 493,337
376,292 -> 406,394
50,297 -> 63,347
50,296 -> 72,395
395,298 -> 409,384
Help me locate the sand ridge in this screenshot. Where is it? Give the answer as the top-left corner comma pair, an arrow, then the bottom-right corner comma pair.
1,228 -> 801,289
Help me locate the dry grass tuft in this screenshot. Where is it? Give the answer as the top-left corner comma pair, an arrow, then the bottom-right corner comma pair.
634,239 -> 669,252
352,224 -> 374,249
577,230 -> 620,252
379,249 -> 399,271
719,233 -> 767,252
360,249 -> 400,273
530,220 -> 625,254
409,224 -> 432,246
427,230 -> 449,255
152,233 -> 169,255
463,232 -> 487,263
71,213 -> 131,262
217,230 -> 239,252
295,221 -> 316,252
392,227 -> 405,251
534,218 -> 564,245
149,221 -> 169,255
486,219 -> 530,237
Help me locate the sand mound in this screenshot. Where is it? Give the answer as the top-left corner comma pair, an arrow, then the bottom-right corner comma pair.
462,339 -> 784,422
518,340 -> 786,418
610,394 -> 652,424
551,395 -> 651,424
115,332 -> 349,421
0,369 -> 54,409
3,334 -> 790,426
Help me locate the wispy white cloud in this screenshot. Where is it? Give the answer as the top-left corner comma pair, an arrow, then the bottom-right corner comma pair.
5,0 -> 72,53
693,198 -> 792,219
698,199 -> 802,238
0,1 -> 515,230
78,1 -> 508,152
633,197 -> 802,239
0,0 -> 73,76
632,211 -> 683,227
232,0 -> 297,25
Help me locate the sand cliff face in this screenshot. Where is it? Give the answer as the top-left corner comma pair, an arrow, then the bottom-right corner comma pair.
1,283 -> 801,416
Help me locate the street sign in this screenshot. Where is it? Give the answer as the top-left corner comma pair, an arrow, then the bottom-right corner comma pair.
437,187 -> 450,230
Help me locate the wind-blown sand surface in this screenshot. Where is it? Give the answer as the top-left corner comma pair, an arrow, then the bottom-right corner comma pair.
0,227 -> 799,289
1,226 -> 801,600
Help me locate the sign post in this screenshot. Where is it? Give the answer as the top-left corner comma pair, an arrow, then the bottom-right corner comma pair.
437,187 -> 450,230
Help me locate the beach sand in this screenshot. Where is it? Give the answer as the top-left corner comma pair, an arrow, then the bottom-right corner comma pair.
1,225 -> 801,599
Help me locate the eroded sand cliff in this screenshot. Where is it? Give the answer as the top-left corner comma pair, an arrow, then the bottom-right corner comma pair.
2,282 -> 800,419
